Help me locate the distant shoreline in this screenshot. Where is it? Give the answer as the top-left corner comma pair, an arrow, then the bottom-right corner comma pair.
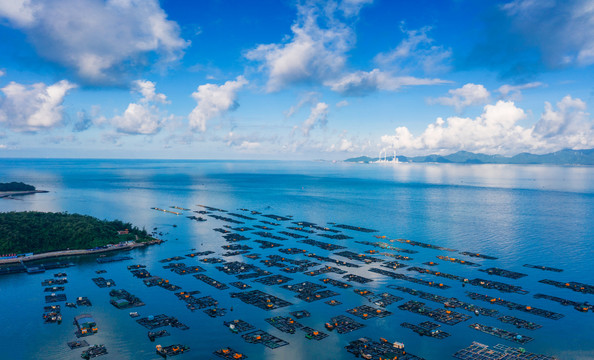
0,239 -> 163,265
345,148 -> 594,165
0,190 -> 49,198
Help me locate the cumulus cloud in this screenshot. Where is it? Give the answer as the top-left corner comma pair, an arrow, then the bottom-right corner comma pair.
112,80 -> 170,135
498,82 -> 544,99
381,97 -> 594,155
113,103 -> 165,135
133,80 -> 169,104
189,76 -> 248,132
430,83 -> 490,112
245,1 -> 355,92
381,100 -> 531,154
302,102 -> 328,136
0,0 -> 188,84
532,96 -> 593,149
325,69 -> 449,96
374,26 -> 452,74
0,79 -> 77,132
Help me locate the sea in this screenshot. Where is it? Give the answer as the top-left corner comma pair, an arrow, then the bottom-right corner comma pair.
0,159 -> 592,360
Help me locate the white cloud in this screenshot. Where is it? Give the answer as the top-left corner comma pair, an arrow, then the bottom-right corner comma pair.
112,80 -> 170,135
502,0 -> 594,67
0,79 -> 77,132
326,69 -> 449,96
381,97 -> 594,155
113,103 -> 165,135
336,100 -> 349,108
302,102 -> 328,136
0,69 -> 5,77
0,0 -> 188,84
0,0 -> 38,26
381,100 -> 531,154
329,137 -> 354,152
245,2 -> 354,92
222,131 -> 280,153
133,80 -> 169,104
532,95 -> 593,149
237,141 -> 262,151
374,26 -> 452,74
245,3 -> 449,97
498,82 -> 544,99
339,0 -> 373,16
286,91 -> 320,118
430,83 -> 490,112
189,76 -> 248,132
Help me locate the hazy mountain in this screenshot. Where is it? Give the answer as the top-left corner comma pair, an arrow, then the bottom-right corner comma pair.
345,149 -> 594,165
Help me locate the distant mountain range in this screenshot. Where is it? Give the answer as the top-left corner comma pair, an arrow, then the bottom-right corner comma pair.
345,149 -> 594,165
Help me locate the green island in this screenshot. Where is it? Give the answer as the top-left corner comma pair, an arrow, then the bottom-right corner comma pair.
0,211 -> 153,254
0,182 -> 48,199
0,182 -> 36,191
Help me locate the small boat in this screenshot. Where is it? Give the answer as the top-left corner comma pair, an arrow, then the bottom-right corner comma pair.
129,312 -> 139,318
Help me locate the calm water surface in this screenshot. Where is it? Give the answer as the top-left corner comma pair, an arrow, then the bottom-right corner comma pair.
0,159 -> 592,360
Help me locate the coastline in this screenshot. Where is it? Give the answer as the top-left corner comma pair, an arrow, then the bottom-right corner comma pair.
0,239 -> 163,265
0,190 -> 49,198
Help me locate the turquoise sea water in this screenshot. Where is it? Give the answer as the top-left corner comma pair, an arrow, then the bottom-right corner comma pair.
0,159 -> 593,360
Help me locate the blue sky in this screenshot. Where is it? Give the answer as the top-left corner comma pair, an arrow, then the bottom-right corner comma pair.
0,0 -> 593,159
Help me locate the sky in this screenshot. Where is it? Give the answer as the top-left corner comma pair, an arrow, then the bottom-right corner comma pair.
0,0 -> 594,159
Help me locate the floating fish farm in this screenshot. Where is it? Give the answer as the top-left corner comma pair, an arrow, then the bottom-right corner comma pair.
523,264 -> 563,272
136,314 -> 189,331
224,319 -> 255,333
213,347 -> 247,359
401,321 -> 450,339
398,300 -> 471,325
478,267 -> 527,279
14,202 -> 579,359
453,342 -> 558,360
241,330 -> 289,349
469,323 -> 533,344
345,337 -> 423,360
466,292 -> 564,319
230,290 -> 292,310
